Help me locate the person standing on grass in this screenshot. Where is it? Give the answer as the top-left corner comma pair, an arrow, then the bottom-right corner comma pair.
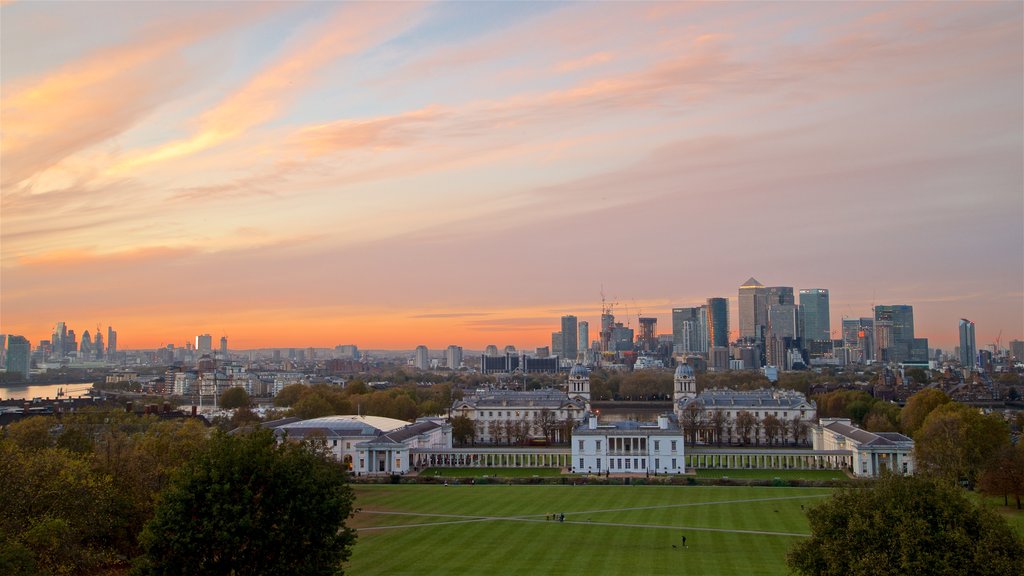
681,534 -> 687,548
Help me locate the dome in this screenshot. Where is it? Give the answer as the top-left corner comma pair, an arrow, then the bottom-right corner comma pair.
569,363 -> 590,378
674,364 -> 695,378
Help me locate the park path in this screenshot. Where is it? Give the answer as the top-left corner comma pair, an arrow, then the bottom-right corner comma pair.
357,493 -> 828,537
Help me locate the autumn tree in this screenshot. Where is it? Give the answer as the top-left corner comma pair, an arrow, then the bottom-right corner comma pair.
899,388 -> 950,435
978,444 -> 1024,509
136,429 -> 356,576
218,386 -> 250,410
914,402 -> 1010,487
735,410 -> 755,445
788,474 -> 1024,576
762,414 -> 782,446
680,403 -> 705,445
450,415 -> 475,445
708,410 -> 729,446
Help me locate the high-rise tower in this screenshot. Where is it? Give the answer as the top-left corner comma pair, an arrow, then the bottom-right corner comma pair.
706,297 -> 729,349
959,319 -> 976,371
799,289 -> 830,342
738,278 -> 766,340
561,315 -> 578,361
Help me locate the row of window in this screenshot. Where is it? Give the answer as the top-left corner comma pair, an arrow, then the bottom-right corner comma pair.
577,457 -> 679,471
577,439 -> 678,452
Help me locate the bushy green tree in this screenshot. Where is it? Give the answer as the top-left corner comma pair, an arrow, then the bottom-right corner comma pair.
788,474 -> 1024,576
914,402 -> 1010,487
899,388 -> 950,435
136,429 -> 355,576
219,386 -> 250,410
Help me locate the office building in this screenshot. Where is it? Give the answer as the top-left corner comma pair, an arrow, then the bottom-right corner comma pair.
706,297 -> 729,349
446,345 -> 463,370
220,336 -> 228,357
799,289 -> 830,342
958,319 -> 976,372
874,305 -> 915,364
414,345 -> 430,370
738,278 -> 766,340
484,345 -> 499,356
560,315 -> 578,361
80,330 -> 93,357
107,326 -> 117,355
671,307 -> 706,354
5,335 -> 31,379
196,334 -> 213,355
1011,340 -> 1024,362
578,321 -> 589,361
551,331 -> 563,357
637,317 -> 657,352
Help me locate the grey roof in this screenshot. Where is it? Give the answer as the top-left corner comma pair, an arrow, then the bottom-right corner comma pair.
823,421 -> 913,447
454,388 -> 587,411
574,417 -> 682,435
679,387 -> 814,410
569,363 -> 590,377
356,420 -> 445,448
675,364 -> 695,378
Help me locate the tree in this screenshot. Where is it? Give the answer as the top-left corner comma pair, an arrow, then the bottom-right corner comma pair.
219,387 -> 250,410
735,411 -> 755,445
914,402 -> 1010,488
762,415 -> 781,446
136,429 -> 355,576
978,444 -> 1024,509
292,393 -> 336,420
680,403 -> 705,445
788,474 -> 1024,576
450,415 -> 475,445
274,383 -> 309,407
534,409 -> 557,443
4,416 -> 54,451
899,388 -> 950,435
709,410 -> 728,446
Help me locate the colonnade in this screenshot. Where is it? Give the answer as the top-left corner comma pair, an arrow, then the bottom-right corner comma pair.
685,450 -> 849,470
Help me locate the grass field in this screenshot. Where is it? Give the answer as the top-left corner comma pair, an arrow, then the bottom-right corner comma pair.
419,467 -> 564,478
692,468 -> 848,481
348,484 -> 831,575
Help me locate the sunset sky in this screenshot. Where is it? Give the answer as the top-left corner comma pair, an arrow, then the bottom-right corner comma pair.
2,1 -> 1021,351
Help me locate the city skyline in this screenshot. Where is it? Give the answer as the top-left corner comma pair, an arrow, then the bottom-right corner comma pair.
2,2 -> 1022,350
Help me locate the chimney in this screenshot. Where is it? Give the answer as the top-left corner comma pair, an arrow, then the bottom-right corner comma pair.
658,415 -> 669,430
589,414 -> 598,430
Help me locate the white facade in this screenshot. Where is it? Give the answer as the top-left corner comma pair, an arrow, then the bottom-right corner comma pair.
571,414 -> 686,475
270,415 -> 451,474
812,418 -> 914,477
452,388 -> 588,444
677,388 -> 817,446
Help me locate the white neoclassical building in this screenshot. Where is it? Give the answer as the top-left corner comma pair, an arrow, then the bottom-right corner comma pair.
674,362 -> 817,446
571,413 -> 686,475
451,365 -> 592,444
812,418 -> 914,477
268,415 -> 451,475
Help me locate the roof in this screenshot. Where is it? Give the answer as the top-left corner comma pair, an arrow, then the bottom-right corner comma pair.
569,364 -> 590,377
675,364 -> 695,378
356,420 -> 445,448
822,420 -> 913,447
679,387 -> 815,410
454,388 -> 587,411
740,277 -> 764,288
271,414 -> 411,437
573,416 -> 682,435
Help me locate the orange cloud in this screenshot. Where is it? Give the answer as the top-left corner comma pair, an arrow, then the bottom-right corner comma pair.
111,3 -> 427,174
0,7 -> 272,189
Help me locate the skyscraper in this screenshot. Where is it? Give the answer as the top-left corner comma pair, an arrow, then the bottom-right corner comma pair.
578,322 -> 589,355
551,332 -> 563,357
672,307 -> 705,353
561,315 -> 578,361
196,334 -> 213,355
799,288 -> 830,342
446,345 -> 463,369
414,345 -> 429,370
706,297 -> 729,349
874,305 -> 915,364
5,335 -> 31,379
738,278 -> 766,340
80,330 -> 93,357
107,326 -> 117,356
637,317 -> 657,352
220,336 -> 228,357
959,319 -> 976,371
52,322 -> 67,357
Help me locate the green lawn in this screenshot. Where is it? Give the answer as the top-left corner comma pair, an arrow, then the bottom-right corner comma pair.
693,468 -> 849,481
348,484 -> 831,575
419,467 -> 563,478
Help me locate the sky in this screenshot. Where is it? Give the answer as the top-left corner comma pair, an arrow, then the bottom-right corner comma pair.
1,1 -> 1022,351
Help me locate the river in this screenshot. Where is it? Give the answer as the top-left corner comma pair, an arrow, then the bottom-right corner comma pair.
0,383 -> 94,401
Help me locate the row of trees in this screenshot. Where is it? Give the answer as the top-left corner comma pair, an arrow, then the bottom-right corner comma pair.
273,382 -> 455,422
0,411 -> 355,575
677,404 -> 810,447
450,411 -> 576,446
